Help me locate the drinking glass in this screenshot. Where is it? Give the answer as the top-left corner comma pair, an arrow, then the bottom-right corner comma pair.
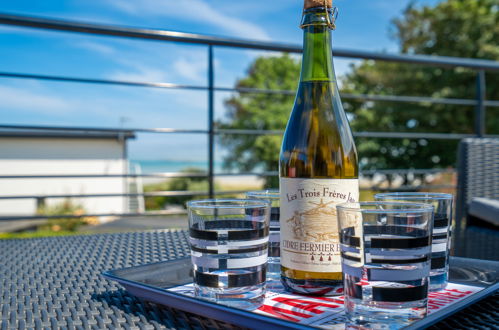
187,199 -> 270,310
337,201 -> 433,327
246,190 -> 280,282
375,192 -> 453,291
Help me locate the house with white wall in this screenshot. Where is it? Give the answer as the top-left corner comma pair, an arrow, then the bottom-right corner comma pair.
0,129 -> 136,218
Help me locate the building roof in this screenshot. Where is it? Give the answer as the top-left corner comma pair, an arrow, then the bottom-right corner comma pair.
0,128 -> 136,140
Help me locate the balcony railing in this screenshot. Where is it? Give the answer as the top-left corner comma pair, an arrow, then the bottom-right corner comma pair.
0,13 -> 498,221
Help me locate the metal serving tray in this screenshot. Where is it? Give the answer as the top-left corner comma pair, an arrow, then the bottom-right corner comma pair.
103,257 -> 499,329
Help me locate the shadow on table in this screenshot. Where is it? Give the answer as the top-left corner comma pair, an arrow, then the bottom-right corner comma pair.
92,289 -> 244,329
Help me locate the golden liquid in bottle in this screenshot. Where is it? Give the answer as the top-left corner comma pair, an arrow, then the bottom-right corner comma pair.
279,6 -> 359,295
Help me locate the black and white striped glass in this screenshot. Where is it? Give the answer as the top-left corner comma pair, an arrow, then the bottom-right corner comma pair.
246,190 -> 280,283
187,199 -> 271,310
374,192 -> 453,291
337,201 -> 433,327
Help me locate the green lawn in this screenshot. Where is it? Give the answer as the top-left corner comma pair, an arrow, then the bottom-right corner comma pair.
0,230 -> 91,240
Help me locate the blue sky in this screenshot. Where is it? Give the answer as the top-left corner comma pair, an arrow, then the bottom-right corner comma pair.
0,0 -> 442,164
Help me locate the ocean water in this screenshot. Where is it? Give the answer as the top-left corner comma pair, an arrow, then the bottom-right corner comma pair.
130,159 -> 224,174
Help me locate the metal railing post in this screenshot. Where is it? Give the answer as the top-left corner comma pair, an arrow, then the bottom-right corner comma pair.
474,70 -> 486,137
207,45 -> 215,198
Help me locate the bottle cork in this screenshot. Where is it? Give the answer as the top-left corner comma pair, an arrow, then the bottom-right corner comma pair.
304,0 -> 332,9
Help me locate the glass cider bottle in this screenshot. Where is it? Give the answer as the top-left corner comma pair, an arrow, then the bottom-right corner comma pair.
279,0 -> 359,295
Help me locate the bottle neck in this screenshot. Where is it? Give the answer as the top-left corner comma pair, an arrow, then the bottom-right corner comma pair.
299,8 -> 335,82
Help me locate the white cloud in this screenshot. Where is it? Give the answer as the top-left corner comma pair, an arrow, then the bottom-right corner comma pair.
98,43 -> 207,84
173,56 -> 206,82
108,65 -> 169,83
108,0 -> 270,40
72,41 -> 116,55
107,58 -> 170,82
0,85 -> 71,115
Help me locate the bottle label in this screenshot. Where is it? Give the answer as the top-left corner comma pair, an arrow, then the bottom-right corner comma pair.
279,178 -> 359,272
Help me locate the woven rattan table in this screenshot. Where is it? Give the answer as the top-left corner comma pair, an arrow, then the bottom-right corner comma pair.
1,230 -> 498,329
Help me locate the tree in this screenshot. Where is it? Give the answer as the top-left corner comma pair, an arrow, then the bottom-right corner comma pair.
342,0 -> 499,171
218,0 -> 499,184
217,54 -> 300,187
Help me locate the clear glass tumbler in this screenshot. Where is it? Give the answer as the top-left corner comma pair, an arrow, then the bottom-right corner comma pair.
337,201 -> 433,327
187,199 -> 270,310
375,192 -> 453,291
246,190 -> 280,283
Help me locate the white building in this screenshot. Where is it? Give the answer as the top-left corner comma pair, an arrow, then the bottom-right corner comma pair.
0,129 -> 136,218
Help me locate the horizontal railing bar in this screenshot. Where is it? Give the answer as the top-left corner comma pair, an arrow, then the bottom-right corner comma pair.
3,124 -> 497,140
0,169 -> 456,179
223,132 -> 499,139
0,182 -> 458,200
223,89 -> 484,106
226,169 -> 457,176
354,132 -> 476,139
0,124 -> 208,134
0,125 -> 276,135
0,190 -> 251,200
0,72 -> 209,90
216,130 -> 484,140
0,210 -> 188,221
0,172 -> 278,179
1,13 -> 499,71
0,192 -> 188,200
216,129 -> 283,135
484,100 -> 499,107
0,72 -> 293,95
0,13 -> 304,52
216,86 -> 294,95
336,50 -> 499,71
220,89 -> 496,107
361,184 -> 456,191
342,93 -> 478,106
1,125 -> 492,140
2,72 -> 491,107
360,168 -> 456,175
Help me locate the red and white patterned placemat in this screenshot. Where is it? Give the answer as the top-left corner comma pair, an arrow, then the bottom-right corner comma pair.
169,282 -> 482,328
